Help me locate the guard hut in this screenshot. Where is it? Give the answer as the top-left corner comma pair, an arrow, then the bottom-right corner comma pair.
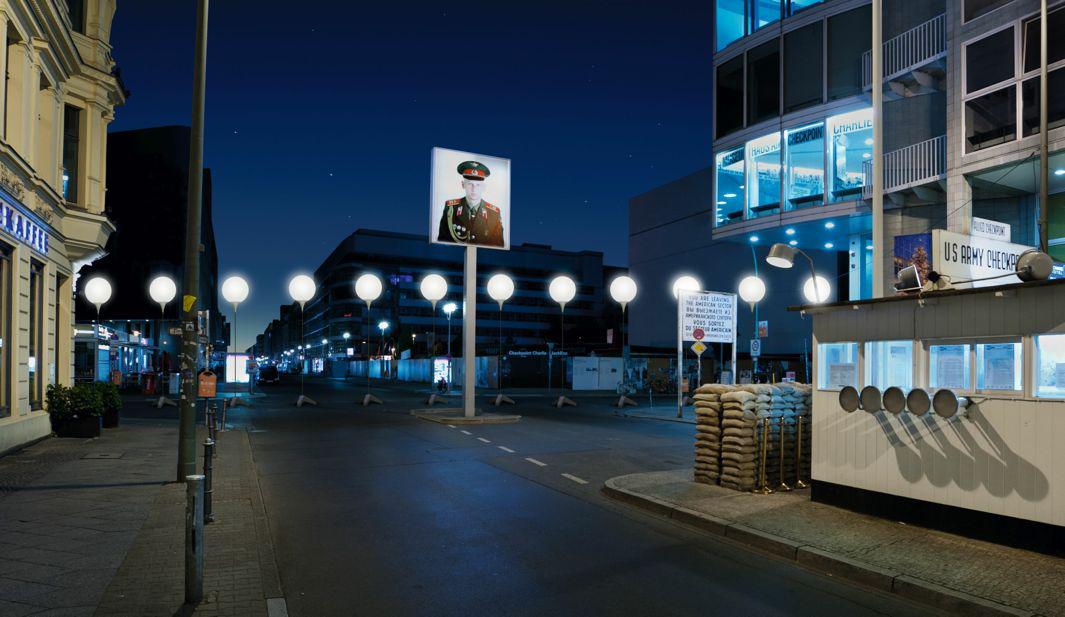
800,277 -> 1065,552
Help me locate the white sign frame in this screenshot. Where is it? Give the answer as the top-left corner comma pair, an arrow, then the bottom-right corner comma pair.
676,289 -> 737,418
429,147 -> 512,251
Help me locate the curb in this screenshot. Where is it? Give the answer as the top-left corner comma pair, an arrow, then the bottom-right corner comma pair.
602,478 -> 1038,617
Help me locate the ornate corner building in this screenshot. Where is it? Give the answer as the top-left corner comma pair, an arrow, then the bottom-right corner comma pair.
0,0 -> 124,453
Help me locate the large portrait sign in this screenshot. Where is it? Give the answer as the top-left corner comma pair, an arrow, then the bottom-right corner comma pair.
430,147 -> 511,251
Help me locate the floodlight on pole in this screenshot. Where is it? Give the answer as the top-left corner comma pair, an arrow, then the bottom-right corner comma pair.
548,275 -> 577,408
487,274 -> 516,406
609,275 -> 638,408
288,274 -> 317,407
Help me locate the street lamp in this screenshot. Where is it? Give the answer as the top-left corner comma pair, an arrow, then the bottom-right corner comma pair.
609,275 -> 638,408
487,273 -> 515,406
765,243 -> 829,304
670,274 -> 701,418
548,275 -> 577,408
356,273 -> 384,405
420,274 -> 448,404
738,274 -> 767,380
288,274 -> 317,406
803,275 -> 832,304
148,275 -> 178,408
84,277 -> 112,384
222,275 -> 251,406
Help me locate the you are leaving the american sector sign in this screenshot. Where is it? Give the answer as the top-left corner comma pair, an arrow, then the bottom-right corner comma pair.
680,290 -> 736,343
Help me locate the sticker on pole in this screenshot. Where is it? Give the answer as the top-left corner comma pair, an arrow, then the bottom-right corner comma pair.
690,341 -> 707,356
750,339 -> 762,357
680,290 -> 736,343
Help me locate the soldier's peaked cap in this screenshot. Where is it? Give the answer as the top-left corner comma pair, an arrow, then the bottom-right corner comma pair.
457,161 -> 490,181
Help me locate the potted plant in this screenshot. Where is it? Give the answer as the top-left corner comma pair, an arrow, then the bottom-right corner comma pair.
96,381 -> 122,428
48,383 -> 103,438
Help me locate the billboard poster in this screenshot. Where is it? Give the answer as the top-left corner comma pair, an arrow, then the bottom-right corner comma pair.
430,147 -> 511,250
893,232 -> 932,281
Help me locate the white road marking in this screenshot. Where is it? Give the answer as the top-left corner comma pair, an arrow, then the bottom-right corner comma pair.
525,457 -> 547,467
477,437 -> 491,443
497,446 -> 515,453
561,473 -> 589,485
460,430 -> 472,435
447,425 -> 456,429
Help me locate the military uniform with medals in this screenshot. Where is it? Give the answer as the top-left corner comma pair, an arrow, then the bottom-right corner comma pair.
437,161 -> 505,247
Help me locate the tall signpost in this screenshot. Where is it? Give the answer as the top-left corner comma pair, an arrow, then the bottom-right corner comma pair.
178,0 -> 209,482
429,147 -> 512,419
677,289 -> 737,418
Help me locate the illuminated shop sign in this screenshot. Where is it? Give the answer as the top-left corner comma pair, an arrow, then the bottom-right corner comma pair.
788,123 -> 823,145
0,196 -> 49,255
828,108 -> 873,136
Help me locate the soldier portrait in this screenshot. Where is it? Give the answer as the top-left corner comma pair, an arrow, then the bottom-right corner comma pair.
430,148 -> 510,250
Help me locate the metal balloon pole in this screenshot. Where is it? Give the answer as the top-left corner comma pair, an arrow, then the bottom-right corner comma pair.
425,300 -> 445,405
363,300 -> 383,406
295,303 -> 316,407
155,303 -> 177,408
229,302 -> 250,408
493,300 -> 514,406
616,303 -> 636,408
554,305 -> 575,408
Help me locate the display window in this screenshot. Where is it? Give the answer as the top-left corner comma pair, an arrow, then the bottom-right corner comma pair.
1034,334 -> 1065,398
826,108 -> 872,203
975,341 -> 1022,391
784,122 -> 825,211
928,343 -> 972,390
864,340 -> 913,391
714,147 -> 745,226
745,132 -> 781,219
818,342 -> 858,390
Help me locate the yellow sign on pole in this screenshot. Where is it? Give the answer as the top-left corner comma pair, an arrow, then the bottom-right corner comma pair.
690,341 -> 707,356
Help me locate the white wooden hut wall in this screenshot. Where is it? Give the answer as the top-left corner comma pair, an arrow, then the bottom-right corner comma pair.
810,282 -> 1065,526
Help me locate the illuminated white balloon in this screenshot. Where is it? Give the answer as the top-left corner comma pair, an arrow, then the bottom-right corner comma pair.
548,275 -> 576,307
84,277 -> 112,312
671,275 -> 701,299
738,275 -> 766,305
355,273 -> 383,304
419,274 -> 447,304
288,274 -> 316,306
221,275 -> 250,306
148,275 -> 177,310
609,276 -> 637,308
487,273 -> 515,306
803,275 -> 832,304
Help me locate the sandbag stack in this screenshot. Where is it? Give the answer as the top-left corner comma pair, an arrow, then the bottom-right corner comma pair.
692,384 -> 729,485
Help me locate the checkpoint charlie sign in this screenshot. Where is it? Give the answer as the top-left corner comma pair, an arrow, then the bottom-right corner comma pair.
680,290 -> 736,343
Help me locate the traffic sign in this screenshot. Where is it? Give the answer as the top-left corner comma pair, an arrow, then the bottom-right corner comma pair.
692,328 -> 705,341
750,339 -> 762,357
690,341 -> 707,356
758,320 -> 769,338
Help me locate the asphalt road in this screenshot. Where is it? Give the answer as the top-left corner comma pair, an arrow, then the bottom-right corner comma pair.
229,378 -> 939,617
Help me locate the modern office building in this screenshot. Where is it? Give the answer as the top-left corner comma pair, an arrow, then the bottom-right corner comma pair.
73,126 -> 229,385
257,229 -> 624,371
0,1 -> 126,454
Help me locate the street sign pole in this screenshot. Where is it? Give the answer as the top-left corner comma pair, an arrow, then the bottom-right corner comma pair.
676,290 -> 684,418
463,246 -> 477,418
731,295 -> 737,384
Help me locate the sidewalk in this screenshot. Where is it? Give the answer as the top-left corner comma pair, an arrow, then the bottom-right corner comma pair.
604,469 -> 1064,617
0,417 -> 284,616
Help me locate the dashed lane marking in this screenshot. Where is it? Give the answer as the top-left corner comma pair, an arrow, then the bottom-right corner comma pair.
561,473 -> 589,485
447,425 -> 456,429
460,430 -> 472,435
525,457 -> 547,467
497,446 -> 515,453
477,437 -> 491,443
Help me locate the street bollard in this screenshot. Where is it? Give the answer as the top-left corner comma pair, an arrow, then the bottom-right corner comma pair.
185,474 -> 205,604
203,439 -> 215,523
219,400 -> 228,433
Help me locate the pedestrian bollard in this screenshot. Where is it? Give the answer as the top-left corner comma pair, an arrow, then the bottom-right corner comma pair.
185,474 -> 205,604
775,415 -> 792,492
203,439 -> 215,523
219,400 -> 228,433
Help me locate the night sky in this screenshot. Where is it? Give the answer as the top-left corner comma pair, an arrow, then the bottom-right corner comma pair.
109,1 -> 714,350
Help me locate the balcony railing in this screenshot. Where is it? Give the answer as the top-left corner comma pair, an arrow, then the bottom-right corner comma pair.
863,14 -> 946,89
862,134 -> 947,198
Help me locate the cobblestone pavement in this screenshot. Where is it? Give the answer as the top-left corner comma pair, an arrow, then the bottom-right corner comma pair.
610,469 -> 1065,617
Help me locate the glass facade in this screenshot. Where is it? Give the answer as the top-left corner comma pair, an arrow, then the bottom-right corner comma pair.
966,87 -> 1016,152
717,0 -> 746,51
827,5 -> 871,100
966,28 -> 1014,94
818,342 -> 858,390
751,0 -> 780,33
784,122 -> 824,210
715,147 -> 745,226
864,341 -> 913,391
747,39 -> 780,125
28,263 -> 42,409
976,341 -> 1022,391
827,107 -> 873,203
716,0 -> 825,50
746,132 -> 781,218
716,56 -> 744,137
929,344 -> 971,390
1035,334 -> 1065,398
784,22 -> 823,113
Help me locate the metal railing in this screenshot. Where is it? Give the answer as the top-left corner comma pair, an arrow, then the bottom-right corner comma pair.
863,135 -> 947,198
863,14 -> 946,89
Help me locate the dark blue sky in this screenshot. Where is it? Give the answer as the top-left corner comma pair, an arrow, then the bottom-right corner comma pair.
109,1 -> 714,350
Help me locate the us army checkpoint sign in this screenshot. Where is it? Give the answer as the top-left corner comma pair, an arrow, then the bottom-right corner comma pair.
429,147 -> 512,251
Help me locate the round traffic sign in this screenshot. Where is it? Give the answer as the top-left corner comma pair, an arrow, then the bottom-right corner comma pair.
692,328 -> 705,341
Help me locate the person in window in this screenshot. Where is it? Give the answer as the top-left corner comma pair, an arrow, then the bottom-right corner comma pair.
437,161 -> 504,247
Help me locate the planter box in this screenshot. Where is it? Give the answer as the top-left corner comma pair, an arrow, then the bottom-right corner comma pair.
54,415 -> 102,438
102,408 -> 120,429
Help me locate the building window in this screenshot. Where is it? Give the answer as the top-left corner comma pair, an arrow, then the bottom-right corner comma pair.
716,55 -> 744,138
789,0 -> 822,15
747,39 -> 780,125
827,5 -> 871,101
1022,8 -> 1065,73
0,249 -> 8,417
68,0 -> 86,34
750,0 -> 780,33
784,122 -> 824,210
975,341 -> 1022,391
826,107 -> 872,203
964,0 -> 1014,23
1035,334 -> 1065,397
965,87 -> 1016,152
784,22 -> 823,113
62,105 -> 81,203
965,28 -> 1014,94
864,341 -> 913,391
714,147 -> 745,226
717,0 -> 746,51
29,262 -> 42,409
1021,70 -> 1065,136
818,342 -> 858,390
55,273 -> 65,386
929,344 -> 971,390
745,132 -> 781,218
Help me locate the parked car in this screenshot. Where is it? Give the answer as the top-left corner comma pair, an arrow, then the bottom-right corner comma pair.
257,365 -> 280,385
